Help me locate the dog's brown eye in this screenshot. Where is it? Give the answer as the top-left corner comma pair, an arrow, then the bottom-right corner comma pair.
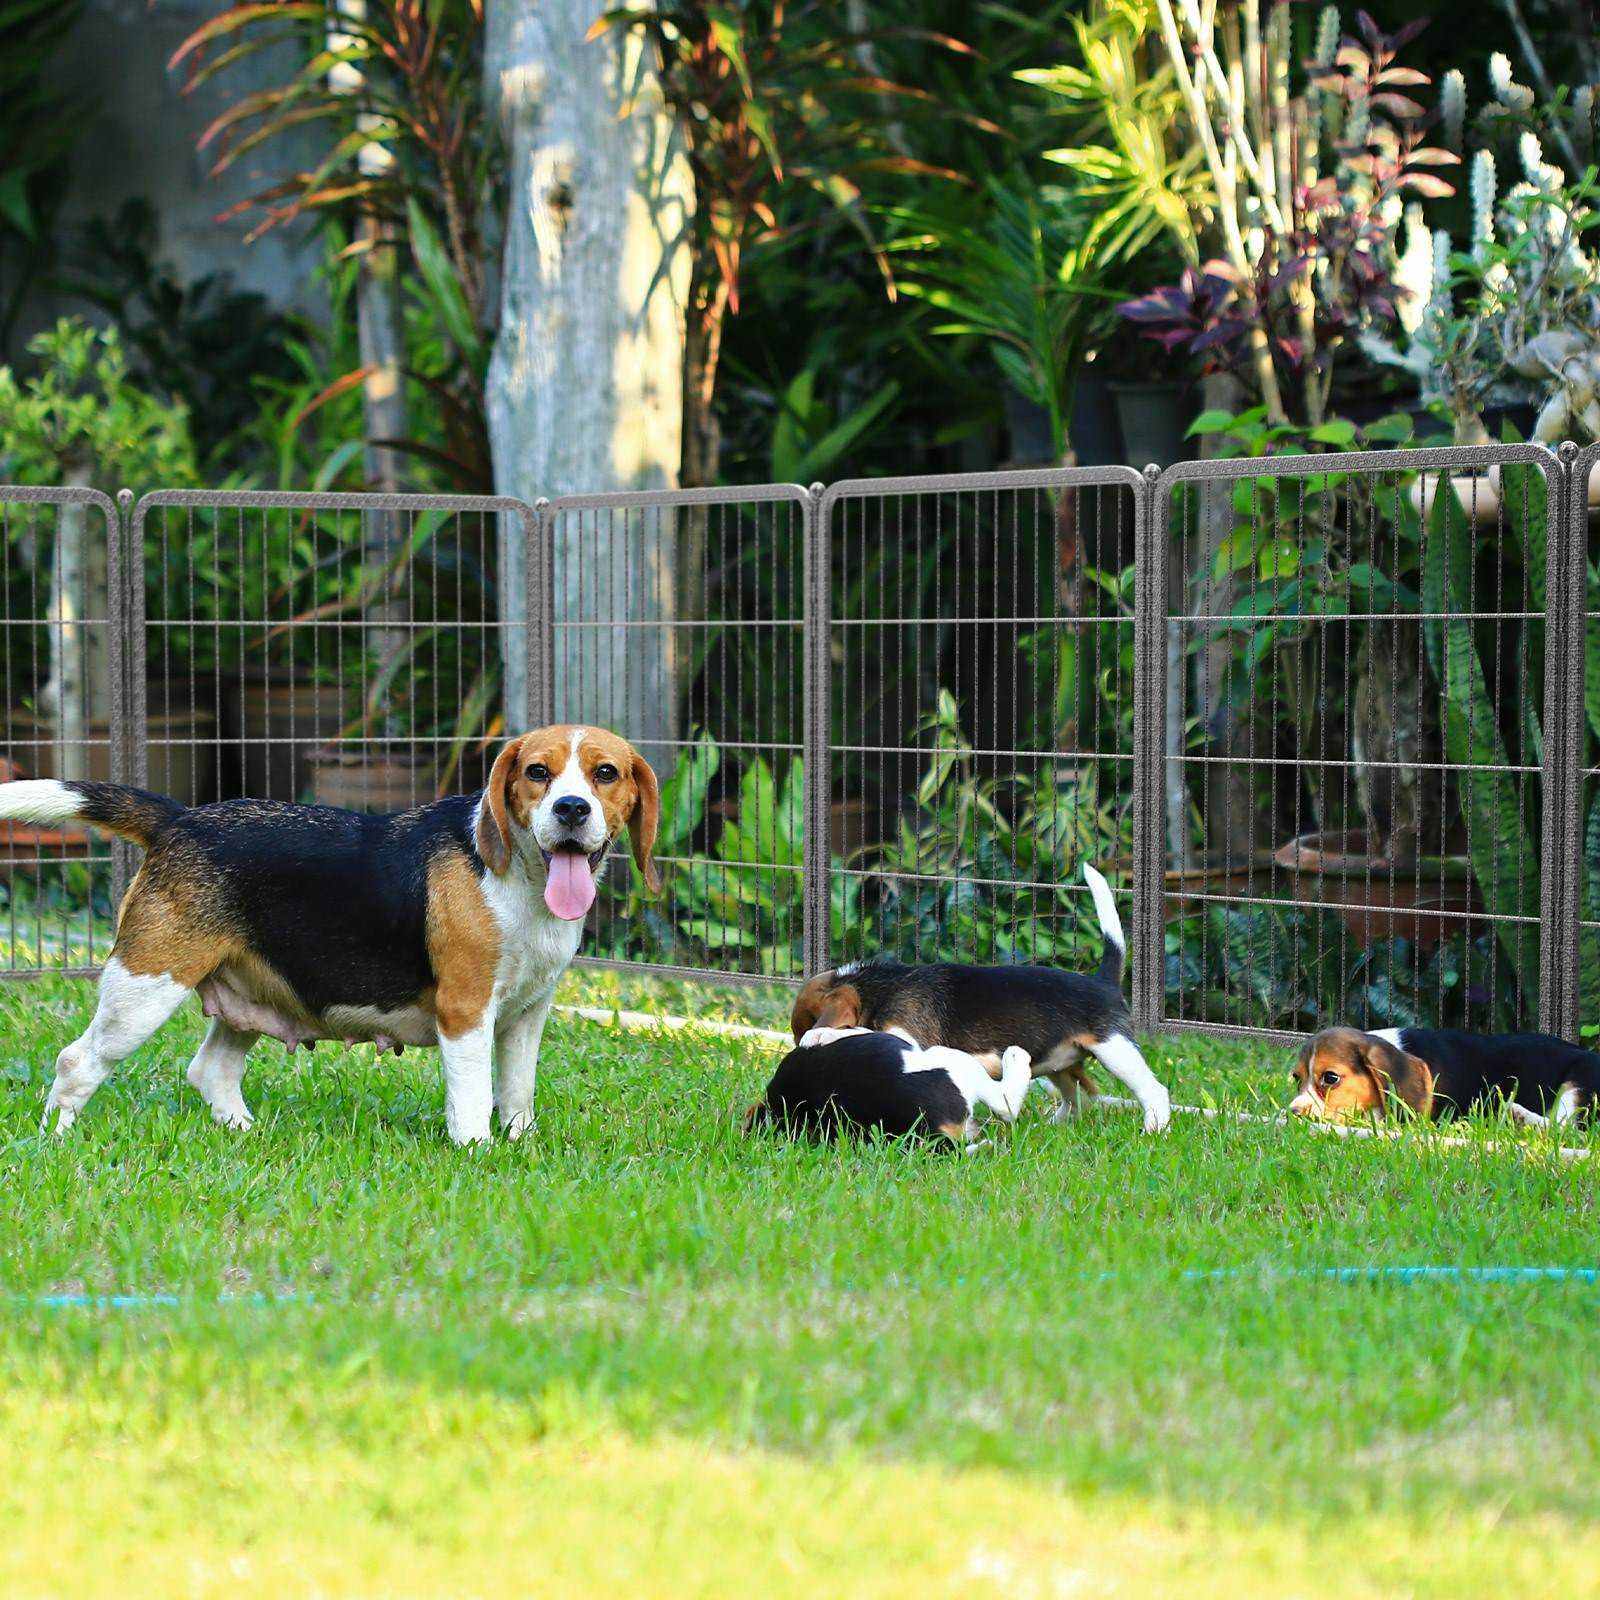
1319,1071 -> 1341,1091
525,763 -> 549,784
593,763 -> 619,784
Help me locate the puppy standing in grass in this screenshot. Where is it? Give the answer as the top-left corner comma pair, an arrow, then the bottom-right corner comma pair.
0,726 -> 658,1144
788,864 -> 1171,1133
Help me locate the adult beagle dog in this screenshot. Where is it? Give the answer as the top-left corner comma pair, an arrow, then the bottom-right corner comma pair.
1290,1025 -> 1600,1127
788,864 -> 1171,1133
0,725 -> 658,1144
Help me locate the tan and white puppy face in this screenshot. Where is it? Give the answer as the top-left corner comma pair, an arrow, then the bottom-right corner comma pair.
1289,1027 -> 1434,1120
475,725 -> 660,920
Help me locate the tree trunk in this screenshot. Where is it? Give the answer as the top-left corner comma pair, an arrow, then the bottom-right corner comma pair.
485,0 -> 690,756
357,211 -> 408,745
42,456 -> 104,784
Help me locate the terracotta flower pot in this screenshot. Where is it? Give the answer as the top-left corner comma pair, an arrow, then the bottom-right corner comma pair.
5,699 -> 217,808
225,678 -> 349,802
306,747 -> 436,814
1269,829 -> 1475,949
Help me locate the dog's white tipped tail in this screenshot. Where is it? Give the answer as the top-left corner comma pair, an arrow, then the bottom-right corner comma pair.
0,779 -> 83,827
1082,861 -> 1125,985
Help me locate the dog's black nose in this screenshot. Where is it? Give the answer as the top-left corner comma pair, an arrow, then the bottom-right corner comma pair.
552,795 -> 591,829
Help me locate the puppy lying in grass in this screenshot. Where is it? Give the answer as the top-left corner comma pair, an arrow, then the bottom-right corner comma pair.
1290,1025 -> 1600,1127
745,1028 -> 1033,1149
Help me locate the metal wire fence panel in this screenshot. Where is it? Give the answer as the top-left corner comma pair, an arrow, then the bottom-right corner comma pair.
130,490 -> 539,819
1155,445 -> 1561,1038
1567,443 -> 1600,1044
0,487 -> 125,975
819,468 -> 1145,975
546,485 -> 811,984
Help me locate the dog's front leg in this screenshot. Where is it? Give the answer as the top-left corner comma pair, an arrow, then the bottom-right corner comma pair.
495,989 -> 553,1141
440,1008 -> 497,1146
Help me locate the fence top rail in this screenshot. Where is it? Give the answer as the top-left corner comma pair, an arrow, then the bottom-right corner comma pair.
820,463 -> 1145,512
0,484 -> 119,515
1157,440 -> 1559,493
132,488 -> 537,520
544,482 -> 810,514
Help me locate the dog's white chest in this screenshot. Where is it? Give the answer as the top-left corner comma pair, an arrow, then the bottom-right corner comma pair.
484,866 -> 584,1019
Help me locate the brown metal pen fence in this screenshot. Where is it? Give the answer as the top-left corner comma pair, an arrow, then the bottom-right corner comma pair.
0,441 -> 1595,1044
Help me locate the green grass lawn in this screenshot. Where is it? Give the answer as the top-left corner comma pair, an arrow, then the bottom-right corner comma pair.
2,970 -> 1598,1597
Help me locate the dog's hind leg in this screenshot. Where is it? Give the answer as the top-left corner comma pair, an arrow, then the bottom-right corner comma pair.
1086,1031 -> 1172,1134
43,957 -> 192,1133
185,1018 -> 260,1130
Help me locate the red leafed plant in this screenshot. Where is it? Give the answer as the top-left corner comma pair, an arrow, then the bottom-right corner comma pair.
1114,3 -> 1456,426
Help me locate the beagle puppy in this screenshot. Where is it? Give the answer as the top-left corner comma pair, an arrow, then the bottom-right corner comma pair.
0,725 -> 658,1144
1290,1026 -> 1600,1127
788,865 -> 1171,1133
746,1027 -> 1033,1148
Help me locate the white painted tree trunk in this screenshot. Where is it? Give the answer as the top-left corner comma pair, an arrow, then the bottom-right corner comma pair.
42,457 -> 105,785
485,0 -> 690,756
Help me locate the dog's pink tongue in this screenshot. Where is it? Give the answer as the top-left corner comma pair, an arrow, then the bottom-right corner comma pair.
544,849 -> 596,921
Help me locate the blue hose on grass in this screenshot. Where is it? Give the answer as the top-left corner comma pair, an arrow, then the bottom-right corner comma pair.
1181,1266 -> 1600,1284
17,1269 -> 1600,1308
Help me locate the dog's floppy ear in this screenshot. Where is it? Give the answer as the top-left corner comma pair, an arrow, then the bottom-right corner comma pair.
814,984 -> 862,1032
476,738 -> 522,875
1363,1036 -> 1434,1117
628,751 -> 662,894
741,1100 -> 771,1134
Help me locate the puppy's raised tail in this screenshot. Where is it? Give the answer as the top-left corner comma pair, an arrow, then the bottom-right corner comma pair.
0,779 -> 182,848
1082,862 -> 1125,987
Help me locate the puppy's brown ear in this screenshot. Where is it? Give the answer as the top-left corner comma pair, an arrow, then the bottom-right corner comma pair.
628,752 -> 662,894
814,984 -> 861,1031
741,1100 -> 771,1134
476,739 -> 521,875
790,973 -> 831,1041
1365,1039 -> 1435,1117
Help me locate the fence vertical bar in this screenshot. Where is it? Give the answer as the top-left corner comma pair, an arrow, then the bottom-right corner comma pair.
1536,446 -> 1573,1036
1132,463 -> 1164,1035
108,490 -> 134,910
527,497 -> 555,727
803,481 -> 830,976
1549,442 -> 1589,1038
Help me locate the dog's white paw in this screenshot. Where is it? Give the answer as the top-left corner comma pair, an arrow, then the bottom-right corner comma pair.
41,1101 -> 76,1135
1142,1090 -> 1173,1134
503,1112 -> 534,1142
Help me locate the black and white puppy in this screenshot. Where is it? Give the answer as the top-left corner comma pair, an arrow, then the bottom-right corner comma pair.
746,1028 -> 1033,1148
1290,1025 -> 1600,1127
788,865 -> 1171,1133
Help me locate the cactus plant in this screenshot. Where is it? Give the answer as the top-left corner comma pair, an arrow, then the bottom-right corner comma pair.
1362,54 -> 1600,445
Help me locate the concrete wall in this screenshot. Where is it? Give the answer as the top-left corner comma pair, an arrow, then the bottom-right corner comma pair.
15,0 -> 325,351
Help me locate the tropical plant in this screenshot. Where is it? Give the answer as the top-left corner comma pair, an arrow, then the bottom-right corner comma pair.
170,0 -> 497,490
70,200 -> 304,474
888,180 -> 1126,462
0,320 -> 199,489
0,0 -> 82,348
592,1 -> 984,487
1165,907 -> 1514,1030
1019,0 -> 1212,273
1364,153 -> 1600,443
849,690 -> 1133,965
1080,2 -> 1456,424
0,322 -> 202,773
